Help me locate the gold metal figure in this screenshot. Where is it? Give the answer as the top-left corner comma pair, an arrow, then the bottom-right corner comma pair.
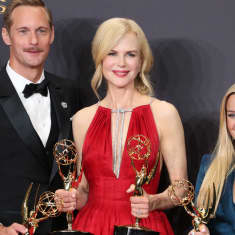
127,134 -> 160,228
0,5 -> 6,14
21,183 -> 61,235
0,0 -> 6,14
168,179 -> 215,232
53,139 -> 78,231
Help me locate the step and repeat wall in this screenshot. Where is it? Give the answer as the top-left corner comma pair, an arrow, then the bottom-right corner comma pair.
1,0 -> 235,234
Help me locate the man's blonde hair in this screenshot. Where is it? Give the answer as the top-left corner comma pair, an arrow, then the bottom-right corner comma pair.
3,0 -> 53,31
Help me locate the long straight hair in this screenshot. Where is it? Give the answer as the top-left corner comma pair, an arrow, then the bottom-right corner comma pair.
196,84 -> 235,216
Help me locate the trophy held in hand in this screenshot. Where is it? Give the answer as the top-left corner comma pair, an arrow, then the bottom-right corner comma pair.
50,139 -> 92,235
22,183 -> 61,235
114,134 -> 160,235
168,179 -> 216,232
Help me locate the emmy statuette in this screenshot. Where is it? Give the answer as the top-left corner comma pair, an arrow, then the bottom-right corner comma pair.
168,179 -> 216,232
50,139 -> 92,235
114,135 -> 160,235
22,183 -> 61,235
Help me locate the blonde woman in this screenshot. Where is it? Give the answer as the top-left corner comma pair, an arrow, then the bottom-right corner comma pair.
57,18 -> 187,235
189,84 -> 235,235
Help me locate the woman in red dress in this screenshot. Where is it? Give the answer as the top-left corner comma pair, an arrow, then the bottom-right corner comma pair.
57,18 -> 187,235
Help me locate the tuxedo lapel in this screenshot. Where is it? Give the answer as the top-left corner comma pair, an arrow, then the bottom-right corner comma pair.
46,73 -> 72,183
47,73 -> 71,141
0,68 -> 48,169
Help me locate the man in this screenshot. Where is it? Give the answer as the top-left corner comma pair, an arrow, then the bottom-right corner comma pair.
0,0 -> 81,234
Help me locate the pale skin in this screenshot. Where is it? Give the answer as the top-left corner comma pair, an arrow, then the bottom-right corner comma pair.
1,5 -> 54,83
188,224 -> 210,235
188,94 -> 235,235
0,223 -> 27,235
56,32 -> 187,219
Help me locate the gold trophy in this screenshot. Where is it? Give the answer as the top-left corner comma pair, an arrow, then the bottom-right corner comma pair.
114,135 -> 160,235
50,139 -> 92,235
168,179 -> 215,232
22,183 -> 61,235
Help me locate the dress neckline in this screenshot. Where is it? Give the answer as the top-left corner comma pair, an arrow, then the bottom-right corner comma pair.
97,103 -> 152,112
96,97 -> 154,112
98,101 -> 154,178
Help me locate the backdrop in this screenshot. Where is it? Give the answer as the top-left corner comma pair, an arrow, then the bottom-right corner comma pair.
1,0 -> 235,234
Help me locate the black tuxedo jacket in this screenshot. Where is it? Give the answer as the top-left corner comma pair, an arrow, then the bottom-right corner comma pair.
0,67 -> 81,233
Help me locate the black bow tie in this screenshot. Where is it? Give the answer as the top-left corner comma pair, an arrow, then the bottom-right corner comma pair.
23,79 -> 49,98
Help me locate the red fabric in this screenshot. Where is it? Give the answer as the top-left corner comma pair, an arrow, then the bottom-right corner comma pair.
72,167 -> 83,188
73,105 -> 174,235
29,226 -> 35,235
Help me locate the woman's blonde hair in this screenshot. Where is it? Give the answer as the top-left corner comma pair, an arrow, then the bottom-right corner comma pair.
196,84 -> 235,216
91,17 -> 154,99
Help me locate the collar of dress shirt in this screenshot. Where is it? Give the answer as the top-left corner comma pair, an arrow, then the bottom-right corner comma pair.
6,61 -> 45,96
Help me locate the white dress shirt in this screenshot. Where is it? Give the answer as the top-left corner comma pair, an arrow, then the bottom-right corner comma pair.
6,62 -> 51,147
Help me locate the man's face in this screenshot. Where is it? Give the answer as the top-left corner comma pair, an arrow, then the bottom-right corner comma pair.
2,5 -> 54,73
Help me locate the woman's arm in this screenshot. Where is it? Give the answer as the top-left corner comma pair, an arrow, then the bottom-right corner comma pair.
128,100 -> 187,218
72,106 -> 97,209
149,100 -> 188,210
55,106 -> 96,212
75,172 -> 89,210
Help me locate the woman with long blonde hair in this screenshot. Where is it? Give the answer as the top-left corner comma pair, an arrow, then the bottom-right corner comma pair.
56,17 -> 187,235
189,84 -> 235,235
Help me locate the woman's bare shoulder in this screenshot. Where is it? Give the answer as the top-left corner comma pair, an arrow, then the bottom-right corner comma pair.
72,104 -> 98,129
151,98 -> 178,119
73,104 -> 97,120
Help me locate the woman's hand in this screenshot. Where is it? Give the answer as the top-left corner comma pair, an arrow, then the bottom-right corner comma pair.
55,188 -> 77,212
188,224 -> 210,235
127,184 -> 152,218
0,223 -> 27,235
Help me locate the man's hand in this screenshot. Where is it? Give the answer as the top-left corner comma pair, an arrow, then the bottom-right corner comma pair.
0,223 -> 27,235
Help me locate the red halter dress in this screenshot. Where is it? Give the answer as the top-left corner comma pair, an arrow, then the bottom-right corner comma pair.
72,104 -> 174,235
